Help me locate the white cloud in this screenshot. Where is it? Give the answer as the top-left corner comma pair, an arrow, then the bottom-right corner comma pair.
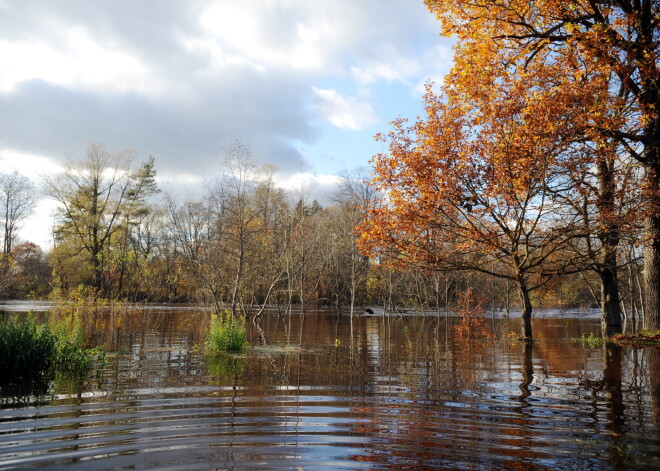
277,171 -> 340,190
312,88 -> 376,131
0,148 -> 63,178
18,199 -> 58,249
0,0 -> 449,183
0,27 -> 152,94
350,48 -> 422,85
194,2 -> 328,71
275,171 -> 342,205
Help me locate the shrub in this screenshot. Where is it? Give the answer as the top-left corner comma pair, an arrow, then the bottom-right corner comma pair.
572,332 -> 604,349
453,290 -> 496,340
0,319 -> 55,377
0,316 -> 103,381
205,311 -> 248,353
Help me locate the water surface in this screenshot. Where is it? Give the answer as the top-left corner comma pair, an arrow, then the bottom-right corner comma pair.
1,309 -> 658,470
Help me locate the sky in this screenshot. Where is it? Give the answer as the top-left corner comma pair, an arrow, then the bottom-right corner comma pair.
0,0 -> 454,248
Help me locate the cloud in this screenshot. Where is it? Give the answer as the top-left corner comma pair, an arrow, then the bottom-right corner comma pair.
312,88 -> 376,131
0,0 -> 451,187
0,27 -> 151,94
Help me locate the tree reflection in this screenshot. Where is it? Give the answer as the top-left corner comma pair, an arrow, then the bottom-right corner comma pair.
519,341 -> 534,400
649,347 -> 660,428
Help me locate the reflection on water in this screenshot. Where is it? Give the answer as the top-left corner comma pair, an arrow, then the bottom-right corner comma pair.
1,310 -> 659,470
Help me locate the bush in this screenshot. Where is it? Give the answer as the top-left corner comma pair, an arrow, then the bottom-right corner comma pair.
0,316 -> 102,380
205,311 -> 248,353
453,290 -> 496,341
0,319 -> 55,377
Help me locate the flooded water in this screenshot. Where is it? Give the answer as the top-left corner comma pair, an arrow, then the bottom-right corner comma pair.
1,309 -> 659,470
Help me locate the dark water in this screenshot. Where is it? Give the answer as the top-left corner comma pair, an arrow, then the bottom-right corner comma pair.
1,309 -> 659,470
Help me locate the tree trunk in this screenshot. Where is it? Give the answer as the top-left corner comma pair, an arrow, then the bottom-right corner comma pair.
596,153 -> 622,336
644,214 -> 660,330
92,245 -> 103,294
642,122 -> 660,330
231,240 -> 244,317
517,276 -> 533,339
519,341 -> 534,399
599,264 -> 622,336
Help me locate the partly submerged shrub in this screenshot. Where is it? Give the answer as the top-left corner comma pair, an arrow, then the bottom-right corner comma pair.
0,319 -> 55,377
205,311 -> 248,353
453,290 -> 496,341
572,332 -> 604,349
0,316 -> 103,381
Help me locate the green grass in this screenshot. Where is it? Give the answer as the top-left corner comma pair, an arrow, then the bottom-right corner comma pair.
0,319 -> 55,377
205,311 -> 248,353
572,332 -> 604,348
0,316 -> 103,381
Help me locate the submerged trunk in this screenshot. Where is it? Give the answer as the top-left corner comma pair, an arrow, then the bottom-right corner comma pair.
643,125 -> 660,330
599,263 -> 622,337
644,213 -> 660,330
596,154 -> 623,336
516,276 -> 533,339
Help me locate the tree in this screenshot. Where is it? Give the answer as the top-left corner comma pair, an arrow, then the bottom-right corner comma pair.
359,82 -> 584,339
329,170 -> 379,316
11,242 -> 51,298
0,171 -> 36,254
43,143 -> 157,295
212,141 -> 261,316
426,0 -> 660,329
549,139 -> 642,334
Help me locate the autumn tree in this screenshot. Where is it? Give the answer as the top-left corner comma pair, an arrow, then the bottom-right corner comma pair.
43,143 -> 157,296
10,242 -> 51,298
359,81 -> 585,339
426,0 -> 660,329
212,142 -> 262,316
164,192 -> 223,309
549,138 -> 642,334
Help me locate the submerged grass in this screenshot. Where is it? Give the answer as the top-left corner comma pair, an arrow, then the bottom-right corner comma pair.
205,311 -> 248,353
0,319 -> 55,378
0,315 -> 104,382
572,332 -> 605,348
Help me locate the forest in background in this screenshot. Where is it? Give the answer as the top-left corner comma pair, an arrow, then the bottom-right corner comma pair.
0,140 -> 646,326
2,1 -> 659,342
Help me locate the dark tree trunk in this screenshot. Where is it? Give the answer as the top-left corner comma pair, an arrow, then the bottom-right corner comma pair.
642,102 -> 660,330
517,276 -> 533,339
596,153 -> 622,336
644,213 -> 660,330
599,263 -> 622,337
519,341 -> 534,399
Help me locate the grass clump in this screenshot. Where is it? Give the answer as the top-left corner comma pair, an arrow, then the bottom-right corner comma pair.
0,316 -> 103,381
205,311 -> 248,353
0,319 -> 55,378
572,332 -> 604,348
50,316 -> 105,376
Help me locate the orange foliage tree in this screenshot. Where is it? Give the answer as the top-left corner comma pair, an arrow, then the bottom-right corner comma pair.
425,0 -> 660,329
359,76 -> 591,339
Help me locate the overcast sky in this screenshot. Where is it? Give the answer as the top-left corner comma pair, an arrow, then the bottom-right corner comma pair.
0,0 -> 453,247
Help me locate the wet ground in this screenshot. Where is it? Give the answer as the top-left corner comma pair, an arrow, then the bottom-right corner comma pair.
0,308 -> 659,470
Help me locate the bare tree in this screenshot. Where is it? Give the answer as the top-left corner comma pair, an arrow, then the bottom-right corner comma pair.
0,171 -> 36,254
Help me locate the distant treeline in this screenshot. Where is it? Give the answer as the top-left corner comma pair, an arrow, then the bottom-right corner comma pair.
0,142 -> 645,320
